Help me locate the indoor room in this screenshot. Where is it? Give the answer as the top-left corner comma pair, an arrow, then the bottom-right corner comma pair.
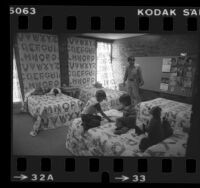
12,33 -> 198,156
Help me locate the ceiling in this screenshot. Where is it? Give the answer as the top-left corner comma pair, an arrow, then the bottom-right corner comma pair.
81,33 -> 145,40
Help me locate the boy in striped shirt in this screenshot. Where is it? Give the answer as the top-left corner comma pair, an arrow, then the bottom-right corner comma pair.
114,94 -> 143,135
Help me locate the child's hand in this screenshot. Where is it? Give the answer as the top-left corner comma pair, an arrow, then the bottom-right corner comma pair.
108,118 -> 115,122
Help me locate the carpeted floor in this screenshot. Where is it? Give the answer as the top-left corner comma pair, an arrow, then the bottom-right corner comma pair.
12,109 -> 73,156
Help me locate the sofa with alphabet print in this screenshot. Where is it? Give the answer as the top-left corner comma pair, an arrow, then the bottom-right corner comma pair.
65,98 -> 191,156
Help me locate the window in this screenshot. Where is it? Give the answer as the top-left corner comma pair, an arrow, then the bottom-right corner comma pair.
13,49 -> 22,103
97,42 -> 116,90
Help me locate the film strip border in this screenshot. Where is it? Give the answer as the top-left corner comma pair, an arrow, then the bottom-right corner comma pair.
11,157 -> 199,183
10,6 -> 200,32
15,14 -> 200,32
10,6 -> 200,183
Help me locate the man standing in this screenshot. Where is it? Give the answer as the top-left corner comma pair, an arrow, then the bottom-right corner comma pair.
123,56 -> 144,104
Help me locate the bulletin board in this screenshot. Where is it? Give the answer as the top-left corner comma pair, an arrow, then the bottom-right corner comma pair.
135,56 -> 196,97
15,33 -> 61,95
67,37 -> 97,87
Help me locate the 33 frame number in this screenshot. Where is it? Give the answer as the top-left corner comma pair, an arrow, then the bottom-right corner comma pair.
10,7 -> 36,15
132,175 -> 146,182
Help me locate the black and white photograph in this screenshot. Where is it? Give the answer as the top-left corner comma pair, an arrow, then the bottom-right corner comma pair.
12,33 -> 198,157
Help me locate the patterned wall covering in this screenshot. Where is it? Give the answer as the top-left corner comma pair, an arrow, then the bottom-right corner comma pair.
16,33 -> 61,95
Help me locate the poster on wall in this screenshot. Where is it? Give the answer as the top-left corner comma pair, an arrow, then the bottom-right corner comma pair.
170,86 -> 175,92
160,77 -> 169,91
177,56 -> 193,88
68,37 -> 96,87
16,33 -> 61,95
170,57 -> 178,74
177,56 -> 186,66
162,58 -> 172,72
186,67 -> 193,77
176,76 -> 184,87
183,77 -> 192,88
161,55 -> 195,96
169,74 -> 177,86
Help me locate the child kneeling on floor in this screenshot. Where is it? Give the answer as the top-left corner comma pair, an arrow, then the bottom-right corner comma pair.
114,94 -> 143,135
81,90 -> 113,131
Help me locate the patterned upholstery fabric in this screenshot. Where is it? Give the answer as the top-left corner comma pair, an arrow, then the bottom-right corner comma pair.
27,94 -> 84,130
65,98 -> 191,156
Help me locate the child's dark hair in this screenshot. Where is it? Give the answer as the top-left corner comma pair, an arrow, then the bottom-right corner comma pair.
95,90 -> 107,100
53,88 -> 59,96
150,106 -> 161,119
119,94 -> 132,106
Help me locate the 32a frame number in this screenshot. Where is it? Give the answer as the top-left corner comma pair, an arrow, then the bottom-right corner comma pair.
31,174 -> 54,181
10,7 -> 36,15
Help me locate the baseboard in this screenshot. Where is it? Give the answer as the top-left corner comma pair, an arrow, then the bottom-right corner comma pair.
13,102 -> 22,114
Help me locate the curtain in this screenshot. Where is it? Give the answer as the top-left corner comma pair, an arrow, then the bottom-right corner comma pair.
97,42 -> 116,90
13,49 -> 22,103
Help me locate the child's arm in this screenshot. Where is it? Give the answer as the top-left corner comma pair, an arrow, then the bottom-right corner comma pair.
101,111 -> 114,122
146,119 -> 155,135
116,106 -> 123,111
95,103 -> 113,122
142,124 -> 146,132
143,120 -> 149,132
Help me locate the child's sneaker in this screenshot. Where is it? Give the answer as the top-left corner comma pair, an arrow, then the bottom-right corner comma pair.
30,130 -> 37,136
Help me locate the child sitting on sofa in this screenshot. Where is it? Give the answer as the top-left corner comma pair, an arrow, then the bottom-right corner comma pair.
139,106 -> 165,152
81,90 -> 113,131
114,94 -> 143,135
